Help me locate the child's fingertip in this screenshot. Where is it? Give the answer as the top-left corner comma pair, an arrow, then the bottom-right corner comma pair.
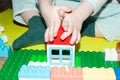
50,37 -> 54,42
45,38 -> 48,43
53,31 -> 57,37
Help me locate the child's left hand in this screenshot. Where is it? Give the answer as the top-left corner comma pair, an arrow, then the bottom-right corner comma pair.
59,9 -> 82,45
59,1 -> 93,45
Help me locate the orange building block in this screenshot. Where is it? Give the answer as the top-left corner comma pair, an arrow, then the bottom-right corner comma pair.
116,42 -> 120,61
51,67 -> 83,80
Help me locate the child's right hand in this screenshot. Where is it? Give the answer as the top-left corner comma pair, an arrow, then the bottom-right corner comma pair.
40,5 -> 72,42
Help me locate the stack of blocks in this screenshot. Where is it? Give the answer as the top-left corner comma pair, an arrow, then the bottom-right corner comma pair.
47,24 -> 75,67
16,24 -> 120,80
0,49 -> 119,80
18,64 -> 120,80
0,24 -> 120,80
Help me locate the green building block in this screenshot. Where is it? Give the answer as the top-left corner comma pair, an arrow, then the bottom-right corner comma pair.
0,50 -> 119,80
75,51 -> 120,68
0,49 -> 47,80
30,50 -> 47,62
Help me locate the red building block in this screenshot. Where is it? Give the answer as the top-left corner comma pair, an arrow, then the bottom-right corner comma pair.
51,66 -> 83,80
47,24 -> 72,45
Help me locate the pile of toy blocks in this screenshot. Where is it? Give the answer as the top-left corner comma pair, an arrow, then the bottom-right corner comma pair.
18,64 -> 120,80
0,48 -> 120,80
0,24 -> 120,80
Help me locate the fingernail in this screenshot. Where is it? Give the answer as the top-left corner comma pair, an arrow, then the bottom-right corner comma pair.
54,33 -> 57,37
50,38 -> 54,42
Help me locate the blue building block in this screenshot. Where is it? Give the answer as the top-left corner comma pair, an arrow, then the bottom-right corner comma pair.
0,38 -> 4,46
114,68 -> 120,80
18,65 -> 51,80
0,38 -> 12,57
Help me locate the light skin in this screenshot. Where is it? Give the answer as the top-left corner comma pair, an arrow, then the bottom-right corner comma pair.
21,0 -> 103,45
58,0 -> 103,45
38,0 -> 72,42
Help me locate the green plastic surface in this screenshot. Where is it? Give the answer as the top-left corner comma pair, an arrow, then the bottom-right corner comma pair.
0,50 -> 119,80
75,51 -> 120,68
0,50 -> 46,80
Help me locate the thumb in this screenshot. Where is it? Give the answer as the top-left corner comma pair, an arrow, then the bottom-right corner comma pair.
58,9 -> 65,18
58,6 -> 72,18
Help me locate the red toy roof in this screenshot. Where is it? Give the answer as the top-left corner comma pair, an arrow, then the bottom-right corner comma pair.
47,24 -> 72,45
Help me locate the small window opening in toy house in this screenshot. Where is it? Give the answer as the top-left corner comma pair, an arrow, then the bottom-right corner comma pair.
52,49 -> 59,55
62,50 -> 70,63
62,50 -> 70,55
51,49 -> 60,63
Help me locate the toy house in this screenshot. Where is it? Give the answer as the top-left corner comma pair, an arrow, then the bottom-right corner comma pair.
47,24 -> 75,66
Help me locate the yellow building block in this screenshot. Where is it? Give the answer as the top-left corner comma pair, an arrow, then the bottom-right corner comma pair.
83,67 -> 116,80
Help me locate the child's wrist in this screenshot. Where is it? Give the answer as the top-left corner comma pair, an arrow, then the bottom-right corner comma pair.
75,1 -> 93,21
38,0 -> 52,9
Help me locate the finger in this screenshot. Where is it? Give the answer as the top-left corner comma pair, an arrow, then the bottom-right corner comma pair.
76,32 -> 81,44
44,28 -> 49,42
70,27 -> 77,45
49,22 -> 54,42
62,20 -> 69,32
61,24 -> 73,40
58,9 -> 65,18
54,20 -> 61,37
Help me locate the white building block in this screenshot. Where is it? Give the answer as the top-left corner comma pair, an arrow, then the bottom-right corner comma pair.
105,48 -> 118,61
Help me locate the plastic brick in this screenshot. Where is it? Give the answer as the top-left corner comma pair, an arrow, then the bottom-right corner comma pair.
18,65 -> 51,80
104,48 -> 118,61
30,50 -> 47,62
47,24 -> 72,45
114,68 -> 120,80
51,66 -> 83,80
75,51 -> 104,68
83,68 -> 116,80
0,39 -> 11,57
0,38 -> 4,45
28,62 -> 48,66
75,51 -> 120,68
0,49 -> 120,80
0,34 -> 8,43
0,49 -> 47,80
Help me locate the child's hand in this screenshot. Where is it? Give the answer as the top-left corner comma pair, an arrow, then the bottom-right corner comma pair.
59,1 -> 93,45
41,5 -> 72,42
60,10 -> 82,45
